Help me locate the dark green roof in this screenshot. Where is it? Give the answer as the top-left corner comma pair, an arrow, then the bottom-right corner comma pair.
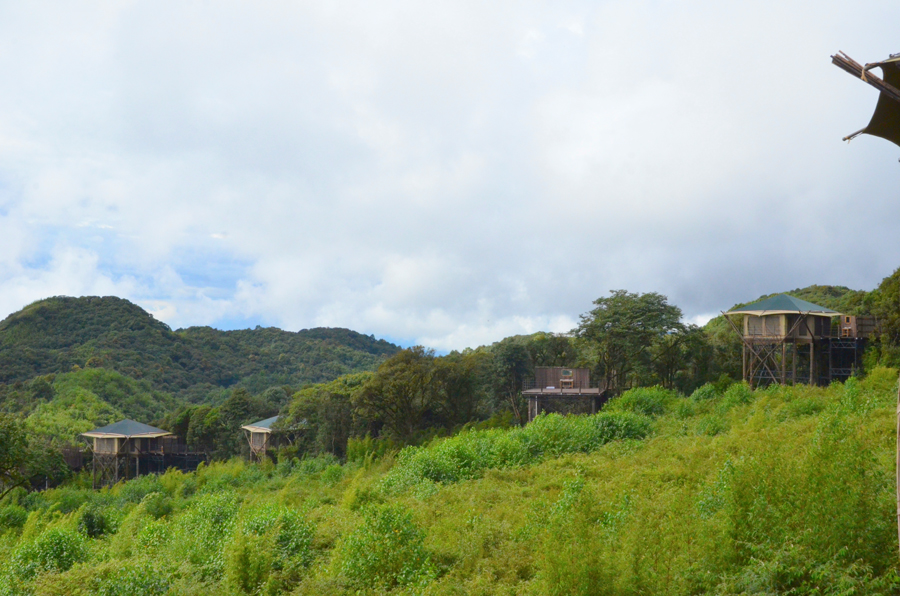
82,419 -> 171,438
242,416 -> 279,432
726,294 -> 839,316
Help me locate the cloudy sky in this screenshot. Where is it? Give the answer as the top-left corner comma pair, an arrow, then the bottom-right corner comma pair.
0,1 -> 898,350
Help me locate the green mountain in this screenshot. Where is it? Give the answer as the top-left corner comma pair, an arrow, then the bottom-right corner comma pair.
0,296 -> 400,400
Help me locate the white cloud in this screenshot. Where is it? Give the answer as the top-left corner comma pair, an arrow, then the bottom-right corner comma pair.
0,1 -> 899,350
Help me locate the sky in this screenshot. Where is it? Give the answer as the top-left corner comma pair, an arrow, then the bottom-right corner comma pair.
0,1 -> 898,351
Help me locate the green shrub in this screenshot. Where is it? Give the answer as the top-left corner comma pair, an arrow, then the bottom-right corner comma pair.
225,504 -> 314,595
172,492 -> 238,576
92,561 -> 170,596
718,382 -> 753,412
77,504 -> 113,538
9,527 -> 88,582
695,414 -> 729,437
43,486 -> 95,514
135,518 -> 170,551
346,434 -> 399,463
295,453 -> 340,475
321,464 -> 345,485
605,386 -> 676,417
338,504 -> 435,590
0,505 -> 27,530
140,492 -> 173,520
536,479 -> 615,595
690,383 -> 718,401
779,396 -> 826,420
116,473 -> 165,503
382,412 -> 652,492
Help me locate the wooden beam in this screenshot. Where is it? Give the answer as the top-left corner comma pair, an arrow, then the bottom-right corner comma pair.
832,51 -> 900,105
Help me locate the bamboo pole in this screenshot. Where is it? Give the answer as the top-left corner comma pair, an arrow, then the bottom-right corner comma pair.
832,52 -> 900,104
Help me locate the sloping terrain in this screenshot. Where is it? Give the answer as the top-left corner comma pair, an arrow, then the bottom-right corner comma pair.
0,296 -> 399,398
0,371 -> 895,595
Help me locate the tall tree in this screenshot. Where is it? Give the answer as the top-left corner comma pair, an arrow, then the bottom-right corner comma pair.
282,372 -> 372,458
0,414 -> 63,501
489,340 -> 533,426
353,347 -> 437,441
575,290 -> 684,395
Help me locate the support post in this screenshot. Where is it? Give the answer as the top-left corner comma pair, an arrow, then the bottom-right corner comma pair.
782,343 -> 786,384
896,371 -> 900,562
810,341 -> 815,386
792,342 -> 797,385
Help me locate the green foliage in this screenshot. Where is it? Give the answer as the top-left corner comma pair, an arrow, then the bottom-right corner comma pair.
382,411 -> 652,491
24,385 -> 122,445
77,504 -> 113,538
0,414 -> 64,502
353,347 -> 488,443
338,504 -> 436,590
0,374 -> 897,595
575,290 -> 687,395
282,372 -> 372,459
172,492 -> 238,576
8,527 -> 87,582
605,385 -> 677,417
225,504 -> 315,594
91,561 -> 170,596
345,434 -> 399,463
0,504 -> 27,530
690,382 -> 719,401
0,296 -> 399,405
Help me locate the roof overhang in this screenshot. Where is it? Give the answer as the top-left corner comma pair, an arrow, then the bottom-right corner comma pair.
241,425 -> 273,434
724,310 -> 840,317
81,431 -> 171,439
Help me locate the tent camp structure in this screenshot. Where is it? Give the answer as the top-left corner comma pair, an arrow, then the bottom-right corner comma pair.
723,294 -> 872,387
81,419 -> 206,488
82,419 -> 171,488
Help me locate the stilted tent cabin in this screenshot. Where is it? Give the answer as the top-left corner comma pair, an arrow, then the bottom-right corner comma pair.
521,367 -> 608,422
724,294 -> 871,387
82,419 -> 172,488
242,416 -> 280,460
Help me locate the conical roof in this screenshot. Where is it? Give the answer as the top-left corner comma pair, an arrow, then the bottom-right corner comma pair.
725,294 -> 840,317
81,419 -> 172,439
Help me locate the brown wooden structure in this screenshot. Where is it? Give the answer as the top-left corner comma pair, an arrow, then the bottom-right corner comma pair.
241,416 -> 282,461
724,294 -> 877,387
522,367 -> 607,422
81,419 -> 206,488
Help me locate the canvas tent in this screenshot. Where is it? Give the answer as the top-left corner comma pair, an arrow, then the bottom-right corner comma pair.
81,419 -> 172,487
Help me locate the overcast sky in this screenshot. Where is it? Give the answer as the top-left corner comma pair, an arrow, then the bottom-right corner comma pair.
0,1 -> 898,350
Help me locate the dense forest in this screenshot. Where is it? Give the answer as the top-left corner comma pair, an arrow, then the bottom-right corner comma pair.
2,269 -> 900,593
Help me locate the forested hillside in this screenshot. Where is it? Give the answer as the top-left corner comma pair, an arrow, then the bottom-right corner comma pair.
0,296 -> 399,399
0,372 -> 896,595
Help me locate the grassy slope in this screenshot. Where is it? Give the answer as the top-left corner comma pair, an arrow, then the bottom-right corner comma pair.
0,372 -> 897,595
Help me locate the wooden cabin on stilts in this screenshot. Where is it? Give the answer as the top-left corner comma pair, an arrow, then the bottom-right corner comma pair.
723,294 -> 876,387
81,420 -> 172,488
521,367 -> 608,422
241,416 -> 280,461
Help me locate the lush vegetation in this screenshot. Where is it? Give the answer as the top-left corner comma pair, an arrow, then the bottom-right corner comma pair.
0,296 -> 400,400
2,273 -> 900,593
0,371 -> 896,594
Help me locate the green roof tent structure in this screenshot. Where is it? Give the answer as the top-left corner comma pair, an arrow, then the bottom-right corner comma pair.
832,52 -> 900,148
81,419 -> 172,488
723,294 -> 842,387
241,416 -> 280,460
725,294 -> 839,317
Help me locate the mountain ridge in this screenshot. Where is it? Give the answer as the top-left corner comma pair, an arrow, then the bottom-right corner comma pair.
0,296 -> 400,399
